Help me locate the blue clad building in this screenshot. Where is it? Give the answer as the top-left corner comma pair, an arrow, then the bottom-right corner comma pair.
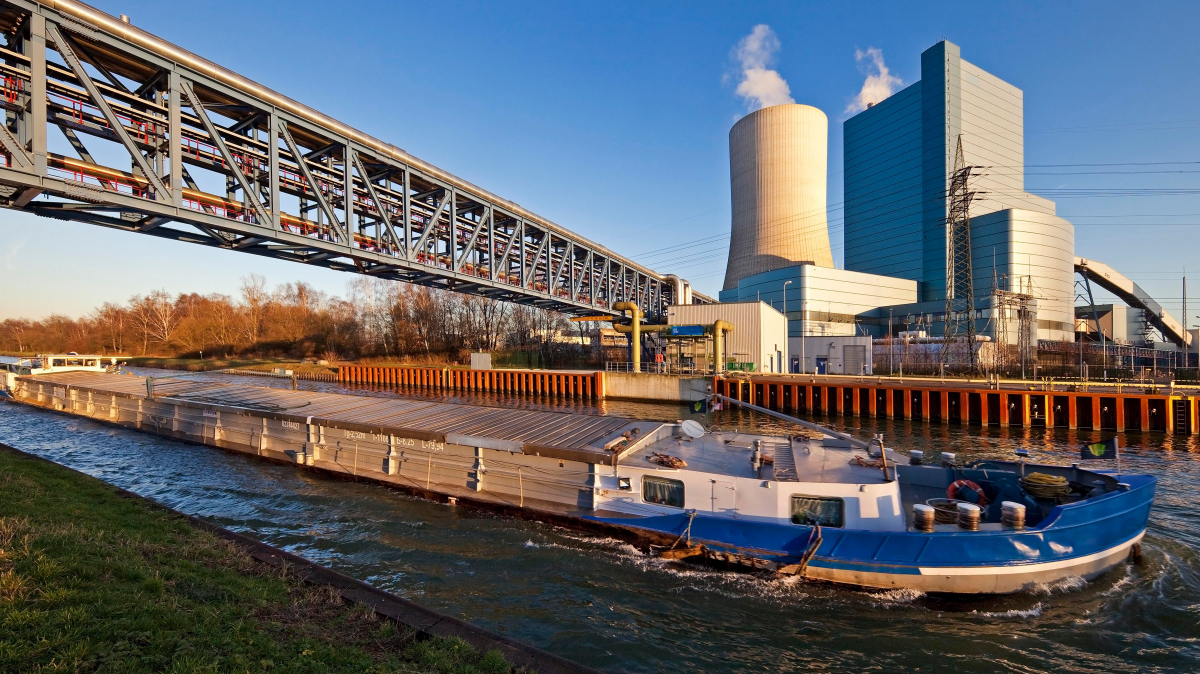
842,40 -> 1075,341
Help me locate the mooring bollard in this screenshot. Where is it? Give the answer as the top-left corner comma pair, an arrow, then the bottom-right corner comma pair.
914,503 -> 935,532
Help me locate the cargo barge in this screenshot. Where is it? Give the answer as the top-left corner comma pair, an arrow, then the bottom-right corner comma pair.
3,368 -> 1154,594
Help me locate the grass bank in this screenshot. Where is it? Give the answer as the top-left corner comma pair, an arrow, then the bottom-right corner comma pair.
0,446 -> 515,673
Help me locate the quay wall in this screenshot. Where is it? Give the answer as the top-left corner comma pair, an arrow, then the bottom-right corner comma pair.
339,365 -> 604,399
718,375 -> 1199,434
603,372 -> 709,403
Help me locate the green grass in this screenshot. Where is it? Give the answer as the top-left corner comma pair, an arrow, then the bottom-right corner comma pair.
0,447 -> 516,673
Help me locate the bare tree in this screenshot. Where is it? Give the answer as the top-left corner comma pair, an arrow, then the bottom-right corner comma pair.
0,274 -> 603,367
2,318 -> 32,352
239,273 -> 268,345
129,290 -> 179,354
90,302 -> 127,353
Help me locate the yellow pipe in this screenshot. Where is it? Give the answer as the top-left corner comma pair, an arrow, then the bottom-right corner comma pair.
613,302 -> 642,372
713,320 -> 734,374
611,323 -> 671,333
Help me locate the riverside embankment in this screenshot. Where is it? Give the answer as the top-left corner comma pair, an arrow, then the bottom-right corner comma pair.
2,368 -> 1199,672
0,444 -> 542,673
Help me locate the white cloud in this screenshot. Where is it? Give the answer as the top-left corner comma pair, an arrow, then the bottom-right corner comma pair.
731,25 -> 794,111
845,47 -> 902,114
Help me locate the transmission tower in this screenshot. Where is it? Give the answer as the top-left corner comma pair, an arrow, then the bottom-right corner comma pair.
942,136 -> 978,369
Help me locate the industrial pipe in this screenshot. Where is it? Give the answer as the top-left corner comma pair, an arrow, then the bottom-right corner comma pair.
613,302 -> 643,372
611,323 -> 671,333
662,274 -> 692,305
713,320 -> 734,374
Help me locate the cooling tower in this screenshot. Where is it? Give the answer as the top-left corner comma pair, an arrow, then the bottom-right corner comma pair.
722,104 -> 833,291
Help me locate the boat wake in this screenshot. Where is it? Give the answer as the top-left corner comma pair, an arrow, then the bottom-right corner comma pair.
971,602 -> 1045,618
864,587 -> 926,605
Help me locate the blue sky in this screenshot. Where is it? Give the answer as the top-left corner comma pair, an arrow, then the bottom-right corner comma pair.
3,0 -> 1198,325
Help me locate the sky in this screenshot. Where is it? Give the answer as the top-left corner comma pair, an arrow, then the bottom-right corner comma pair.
2,0 -> 1199,328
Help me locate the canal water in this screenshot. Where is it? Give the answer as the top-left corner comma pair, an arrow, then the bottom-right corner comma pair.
1,369 -> 1197,672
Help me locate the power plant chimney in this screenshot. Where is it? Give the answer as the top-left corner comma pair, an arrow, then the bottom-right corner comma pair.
722,104 -> 833,291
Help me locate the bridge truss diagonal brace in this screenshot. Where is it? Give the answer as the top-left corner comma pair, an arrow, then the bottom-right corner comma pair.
455,206 -> 490,273
411,190 -> 448,261
178,80 -> 272,230
349,150 -> 401,256
46,23 -> 169,201
277,120 -> 345,244
493,219 -> 522,282
0,122 -> 31,169
550,240 -> 570,296
525,235 -> 548,292
573,250 -> 592,300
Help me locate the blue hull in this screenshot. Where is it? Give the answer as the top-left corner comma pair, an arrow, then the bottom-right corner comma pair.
591,473 -> 1155,594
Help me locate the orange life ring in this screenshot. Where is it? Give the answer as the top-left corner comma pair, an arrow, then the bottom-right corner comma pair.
947,479 -> 989,506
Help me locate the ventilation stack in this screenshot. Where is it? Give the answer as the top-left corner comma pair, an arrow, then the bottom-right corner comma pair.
722,104 -> 833,292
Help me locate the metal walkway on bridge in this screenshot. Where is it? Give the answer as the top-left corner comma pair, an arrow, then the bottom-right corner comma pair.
0,1 -> 707,319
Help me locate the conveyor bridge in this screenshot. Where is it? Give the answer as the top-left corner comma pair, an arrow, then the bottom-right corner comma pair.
1075,257 -> 1191,348
0,1 -> 707,319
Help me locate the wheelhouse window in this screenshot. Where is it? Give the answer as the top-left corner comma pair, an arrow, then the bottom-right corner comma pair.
790,496 -> 844,527
643,476 -> 685,508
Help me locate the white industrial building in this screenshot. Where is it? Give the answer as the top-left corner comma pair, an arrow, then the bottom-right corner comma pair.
722,264 -> 917,337
667,301 -> 788,374
788,335 -> 874,375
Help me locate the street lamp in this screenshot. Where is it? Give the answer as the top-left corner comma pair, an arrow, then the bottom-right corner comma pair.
889,308 -> 894,376
783,280 -> 793,373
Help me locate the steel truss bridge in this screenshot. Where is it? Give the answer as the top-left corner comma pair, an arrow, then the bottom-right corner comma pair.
0,1 -> 707,319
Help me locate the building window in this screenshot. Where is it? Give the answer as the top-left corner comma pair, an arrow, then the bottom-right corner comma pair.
643,476 -> 685,508
790,495 -> 844,527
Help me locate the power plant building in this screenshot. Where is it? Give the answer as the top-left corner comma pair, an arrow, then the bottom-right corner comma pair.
842,40 -> 1075,342
709,39 -> 1188,369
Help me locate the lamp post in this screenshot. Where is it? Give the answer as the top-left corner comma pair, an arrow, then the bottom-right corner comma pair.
783,280 -> 793,373
889,308 -> 894,376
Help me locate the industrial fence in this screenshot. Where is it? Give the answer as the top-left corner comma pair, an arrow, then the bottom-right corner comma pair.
604,361 -> 712,376
872,340 -> 1199,381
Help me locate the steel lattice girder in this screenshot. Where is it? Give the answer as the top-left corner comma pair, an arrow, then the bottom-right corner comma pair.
0,0 -> 709,319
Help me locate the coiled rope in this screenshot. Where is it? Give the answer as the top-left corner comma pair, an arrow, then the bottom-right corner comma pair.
1021,472 -> 1072,499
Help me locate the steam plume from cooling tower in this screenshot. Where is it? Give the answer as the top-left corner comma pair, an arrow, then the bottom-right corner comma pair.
732,25 -> 794,111
845,47 -> 902,113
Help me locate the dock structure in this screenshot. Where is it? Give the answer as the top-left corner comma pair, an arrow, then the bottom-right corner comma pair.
13,371 -> 652,514
715,375 -> 1199,435
338,365 -> 605,399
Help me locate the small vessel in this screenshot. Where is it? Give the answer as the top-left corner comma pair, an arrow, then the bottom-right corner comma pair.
1,354 -> 126,396
8,371 -> 1153,595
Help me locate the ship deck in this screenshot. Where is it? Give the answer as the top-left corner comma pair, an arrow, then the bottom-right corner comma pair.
19,371 -> 654,458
